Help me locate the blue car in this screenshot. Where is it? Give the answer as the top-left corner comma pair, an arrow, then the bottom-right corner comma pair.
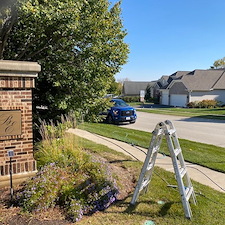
106,99 -> 137,124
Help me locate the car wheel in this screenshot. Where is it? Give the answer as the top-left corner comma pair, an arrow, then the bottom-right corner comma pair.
106,115 -> 114,124
130,120 -> 136,124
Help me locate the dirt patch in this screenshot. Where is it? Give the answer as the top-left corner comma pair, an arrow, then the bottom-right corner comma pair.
0,186 -> 71,225
108,162 -> 136,200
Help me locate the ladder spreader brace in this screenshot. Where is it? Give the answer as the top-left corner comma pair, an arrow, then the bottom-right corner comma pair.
130,120 -> 197,219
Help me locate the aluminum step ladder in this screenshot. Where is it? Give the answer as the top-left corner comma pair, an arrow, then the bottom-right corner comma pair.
130,120 -> 196,219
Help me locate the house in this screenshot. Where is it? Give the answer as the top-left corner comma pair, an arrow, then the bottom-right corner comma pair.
122,81 -> 159,97
160,69 -> 225,107
157,75 -> 170,87
160,71 -> 190,105
122,75 -> 186,100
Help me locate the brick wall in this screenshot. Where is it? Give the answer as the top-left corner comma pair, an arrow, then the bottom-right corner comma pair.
0,60 -> 40,180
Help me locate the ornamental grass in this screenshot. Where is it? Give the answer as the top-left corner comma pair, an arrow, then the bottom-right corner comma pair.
16,116 -> 118,222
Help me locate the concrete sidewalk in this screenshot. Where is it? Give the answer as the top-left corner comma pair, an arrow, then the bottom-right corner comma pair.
68,128 -> 225,193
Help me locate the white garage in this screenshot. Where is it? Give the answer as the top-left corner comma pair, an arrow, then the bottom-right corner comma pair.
161,92 -> 169,105
170,94 -> 187,107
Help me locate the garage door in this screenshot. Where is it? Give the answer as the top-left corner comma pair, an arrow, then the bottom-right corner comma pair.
161,93 -> 169,105
170,94 -> 187,107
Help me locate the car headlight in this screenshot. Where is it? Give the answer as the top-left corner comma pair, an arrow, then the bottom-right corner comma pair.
113,109 -> 119,115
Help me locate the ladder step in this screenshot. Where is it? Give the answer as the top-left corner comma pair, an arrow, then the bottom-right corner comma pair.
152,146 -> 158,153
179,167 -> 187,178
147,162 -> 154,171
174,148 -> 181,156
185,186 -> 194,201
140,179 -> 150,191
166,128 -> 176,135
153,128 -> 164,136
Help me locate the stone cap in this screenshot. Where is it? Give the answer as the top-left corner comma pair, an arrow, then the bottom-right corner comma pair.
0,60 -> 41,77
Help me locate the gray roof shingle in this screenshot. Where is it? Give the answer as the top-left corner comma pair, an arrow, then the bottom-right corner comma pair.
123,81 -> 156,95
181,69 -> 225,91
162,71 -> 190,89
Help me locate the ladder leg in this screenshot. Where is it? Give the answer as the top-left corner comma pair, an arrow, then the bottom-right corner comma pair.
164,120 -> 196,219
130,124 -> 164,205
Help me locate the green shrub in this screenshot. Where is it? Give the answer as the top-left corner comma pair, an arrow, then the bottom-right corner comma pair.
35,133 -> 86,169
121,96 -> 140,102
198,99 -> 218,108
187,99 -> 218,108
187,101 -> 200,108
17,164 -> 67,212
17,157 -> 118,222
38,114 -> 76,141
144,84 -> 151,102
65,198 -> 83,222
144,97 -> 159,104
18,120 -> 118,222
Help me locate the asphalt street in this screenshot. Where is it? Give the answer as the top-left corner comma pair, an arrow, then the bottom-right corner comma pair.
120,111 -> 225,148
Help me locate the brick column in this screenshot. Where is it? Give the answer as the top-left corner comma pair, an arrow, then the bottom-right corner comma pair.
0,60 -> 41,186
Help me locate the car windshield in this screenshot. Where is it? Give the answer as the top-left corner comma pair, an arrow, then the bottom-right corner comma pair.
112,99 -> 128,107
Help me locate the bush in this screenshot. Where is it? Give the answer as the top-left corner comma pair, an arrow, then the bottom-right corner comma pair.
198,99 -> 218,108
17,153 -> 118,222
121,96 -> 140,102
35,133 -> 86,168
144,84 -> 151,102
187,101 -> 200,108
145,97 -> 159,104
187,99 -> 219,108
17,121 -> 118,222
38,114 -> 76,141
17,163 -> 67,212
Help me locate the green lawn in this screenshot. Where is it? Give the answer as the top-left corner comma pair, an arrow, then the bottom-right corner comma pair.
78,122 -> 225,173
76,136 -> 225,225
76,108 -> 225,224
137,105 -> 225,120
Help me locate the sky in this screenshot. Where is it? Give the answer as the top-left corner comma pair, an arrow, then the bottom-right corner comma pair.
111,0 -> 225,82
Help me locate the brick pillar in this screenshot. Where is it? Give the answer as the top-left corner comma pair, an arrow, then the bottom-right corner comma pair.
0,60 -> 41,186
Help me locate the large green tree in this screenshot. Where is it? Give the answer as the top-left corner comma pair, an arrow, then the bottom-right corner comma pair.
2,0 -> 129,121
0,0 -> 17,58
107,77 -> 122,96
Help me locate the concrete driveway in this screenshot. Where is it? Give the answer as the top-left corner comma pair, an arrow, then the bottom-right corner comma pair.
119,111 -> 225,148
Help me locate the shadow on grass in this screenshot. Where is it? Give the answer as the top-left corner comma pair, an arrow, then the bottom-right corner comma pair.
178,115 -> 225,123
108,159 -> 138,164
105,195 -> 179,218
158,201 -> 174,216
